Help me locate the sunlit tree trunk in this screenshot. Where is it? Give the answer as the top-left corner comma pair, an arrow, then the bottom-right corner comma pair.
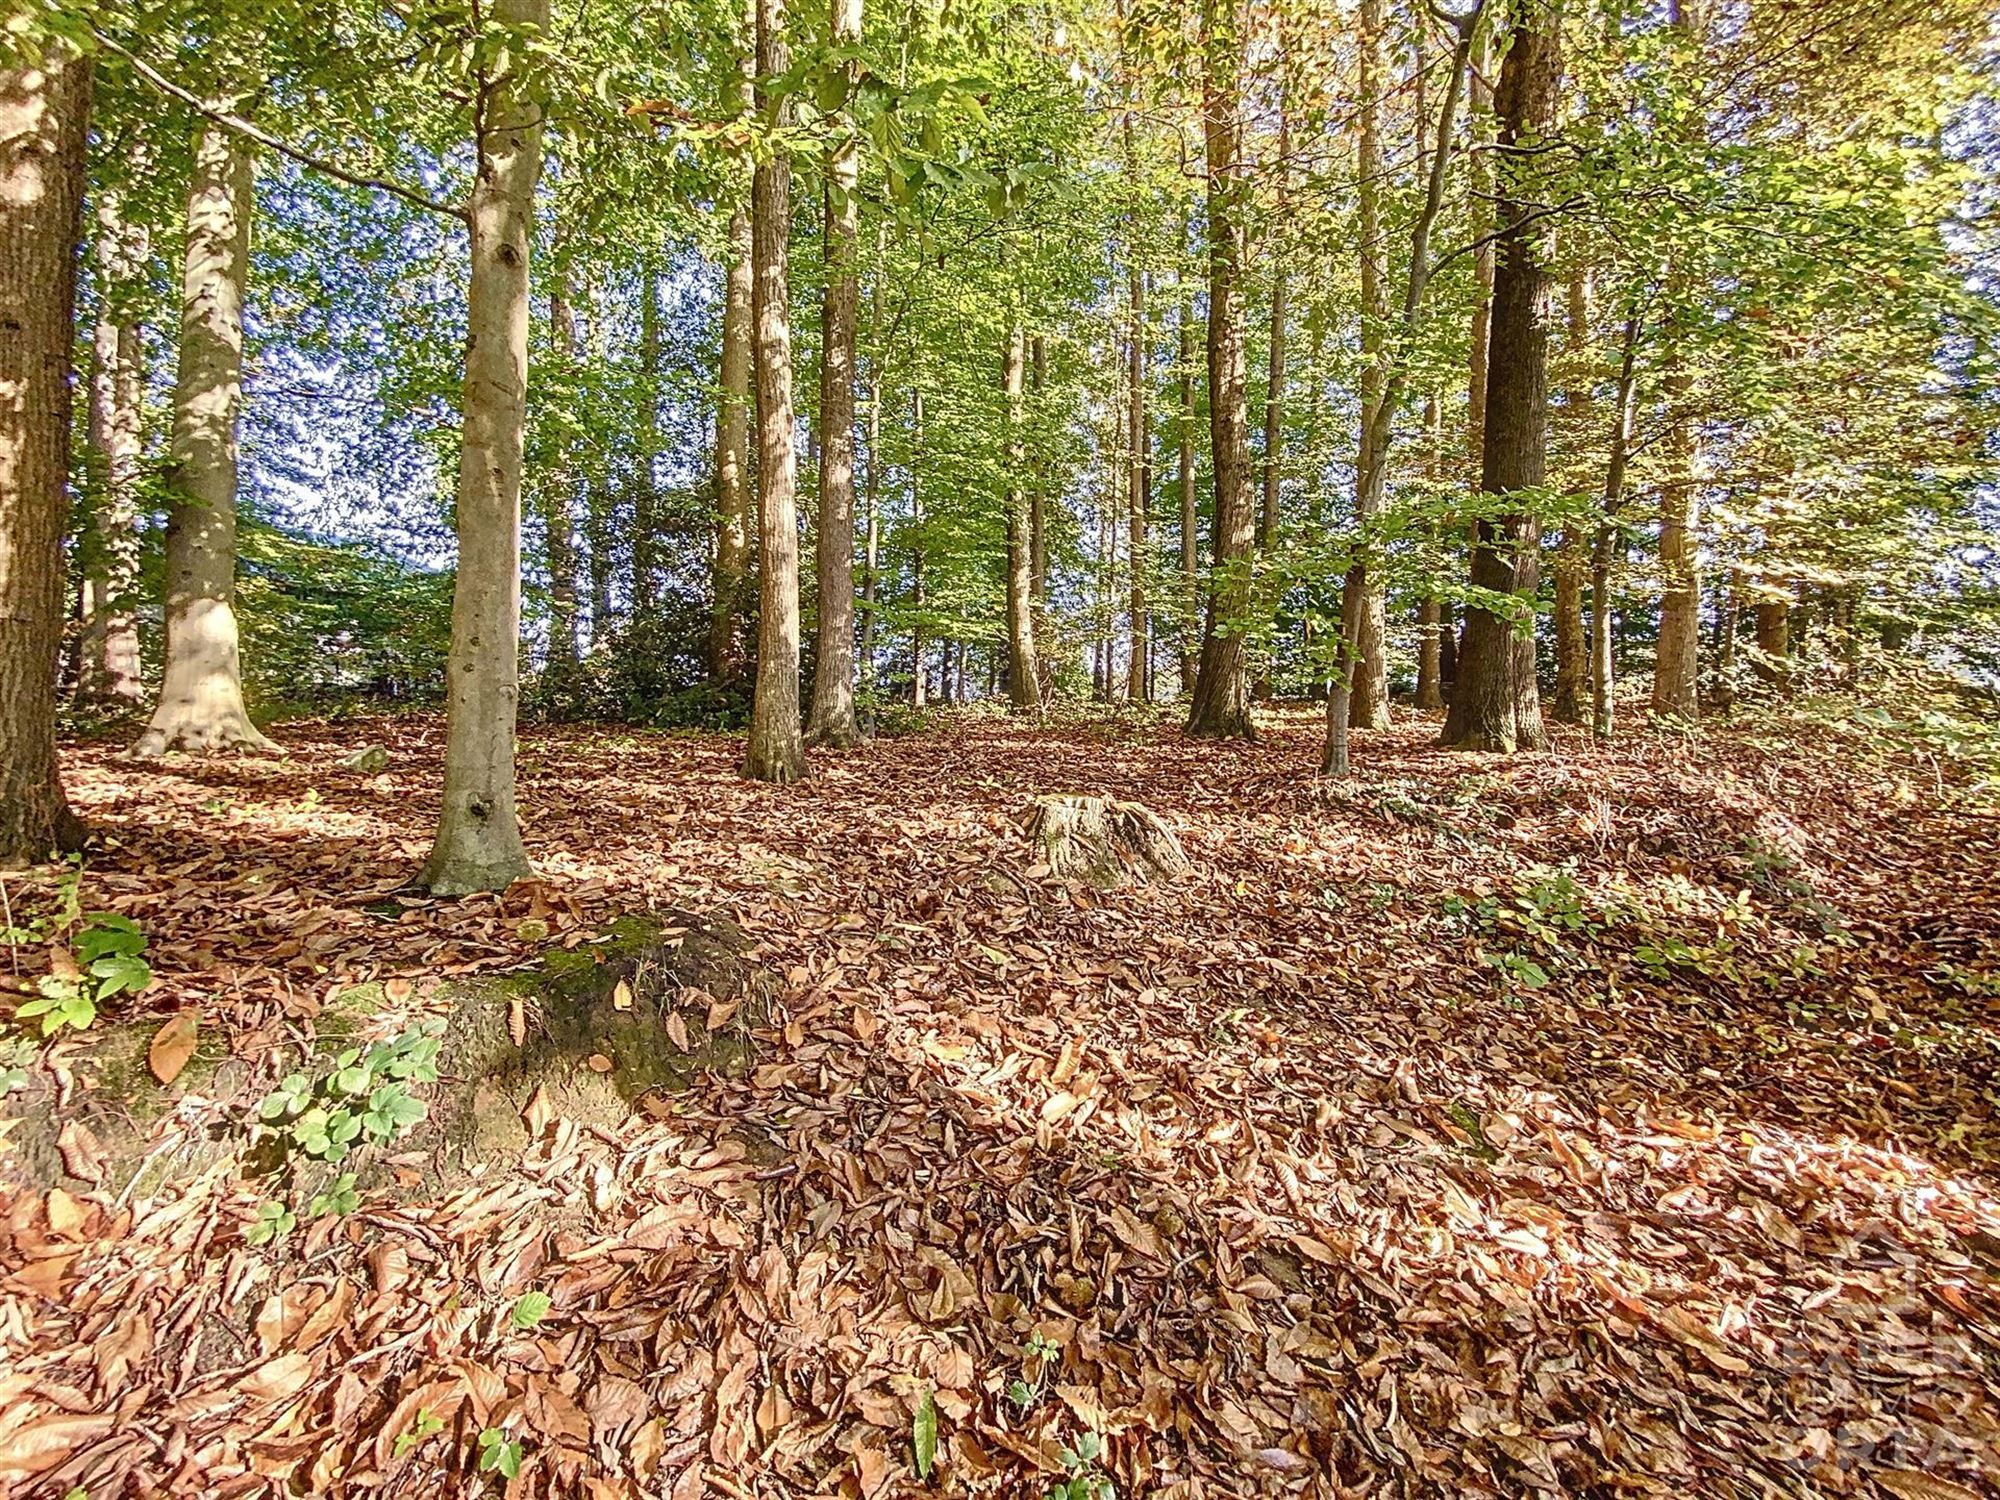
0,46 -> 90,863
1127,264 -> 1149,702
1005,314 -> 1042,710
633,263 -> 662,622
1652,362 -> 1701,718
1443,3 -> 1558,753
134,125 -> 278,757
743,0 -> 806,782
1029,334 -> 1048,676
910,388 -> 927,706
806,0 -> 862,746
541,269 -> 580,675
1186,0 -> 1254,740
1591,312 -> 1640,742
1415,396 -> 1447,711
1343,0 -> 1391,730
80,311 -> 145,706
860,253 -> 884,705
709,10 -> 755,684
1552,262 -> 1591,723
1753,592 -> 1791,693
1178,281 -> 1198,696
420,0 -> 547,894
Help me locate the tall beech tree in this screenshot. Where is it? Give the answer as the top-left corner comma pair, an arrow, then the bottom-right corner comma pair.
1185,0 -> 1255,741
79,161 -> 148,707
806,0 -> 862,746
1442,0 -> 1558,754
1005,310 -> 1042,709
0,42 -> 90,864
419,0 -> 550,895
743,0 -> 806,783
133,125 -> 278,757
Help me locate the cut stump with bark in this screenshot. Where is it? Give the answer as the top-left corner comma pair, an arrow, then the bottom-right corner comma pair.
1021,795 -> 1191,889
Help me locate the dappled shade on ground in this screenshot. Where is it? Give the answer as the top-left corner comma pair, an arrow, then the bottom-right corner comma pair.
2,706 -> 1997,1496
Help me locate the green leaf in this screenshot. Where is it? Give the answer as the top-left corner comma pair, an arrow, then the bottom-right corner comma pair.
913,1389 -> 938,1479
509,1290 -> 553,1330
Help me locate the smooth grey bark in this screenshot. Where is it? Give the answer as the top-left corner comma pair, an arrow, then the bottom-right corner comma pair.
134,125 -> 278,758
0,46 -> 90,862
910,389 -> 927,708
419,0 -> 548,895
1342,0 -> 1391,732
1552,261 -> 1591,723
79,170 -> 147,707
743,0 -> 806,783
81,312 -> 145,707
806,0 -> 862,747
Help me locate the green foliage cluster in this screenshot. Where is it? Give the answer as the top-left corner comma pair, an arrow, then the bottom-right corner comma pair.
253,1020 -> 443,1167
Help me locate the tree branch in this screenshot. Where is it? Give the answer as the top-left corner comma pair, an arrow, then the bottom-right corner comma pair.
92,29 -> 469,223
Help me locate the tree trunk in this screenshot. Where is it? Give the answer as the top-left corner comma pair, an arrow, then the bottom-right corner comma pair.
743,0 -> 806,783
1753,593 -> 1791,693
0,46 -> 90,863
1414,397 -> 1446,711
709,11 -> 756,684
806,0 -> 862,747
79,166 -> 148,709
1178,282 -> 1199,696
1442,7 -> 1558,753
584,474 -> 614,643
1029,333 -> 1048,690
1651,362 -> 1701,719
1591,312 -> 1640,742
633,264 -> 661,622
1186,0 -> 1254,740
910,388 -> 926,708
1005,316 -> 1042,710
80,315 -> 145,707
1415,598 -> 1444,710
419,0 -> 547,895
1343,0 -> 1391,731
134,125 -> 277,757
1551,263 -> 1590,723
1126,264 -> 1149,703
859,252 -> 884,706
540,269 -> 580,676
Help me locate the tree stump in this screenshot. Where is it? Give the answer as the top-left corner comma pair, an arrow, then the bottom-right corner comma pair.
1021,795 -> 1192,889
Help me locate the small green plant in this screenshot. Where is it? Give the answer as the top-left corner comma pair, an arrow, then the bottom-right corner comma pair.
247,1200 -> 296,1246
1008,1331 -> 1060,1410
308,1173 -> 360,1218
476,1428 -> 523,1479
508,1290 -> 552,1331
255,1020 -> 442,1166
1046,1431 -> 1113,1500
394,1406 -> 446,1458
16,912 -> 151,1035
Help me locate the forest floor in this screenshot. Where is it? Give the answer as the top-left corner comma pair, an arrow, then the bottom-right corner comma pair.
2,702 -> 1998,1499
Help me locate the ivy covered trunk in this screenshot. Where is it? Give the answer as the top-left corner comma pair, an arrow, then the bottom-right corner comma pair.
0,45 -> 90,864
743,0 -> 806,784
420,0 -> 547,896
1186,0 -> 1255,741
134,125 -> 278,759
